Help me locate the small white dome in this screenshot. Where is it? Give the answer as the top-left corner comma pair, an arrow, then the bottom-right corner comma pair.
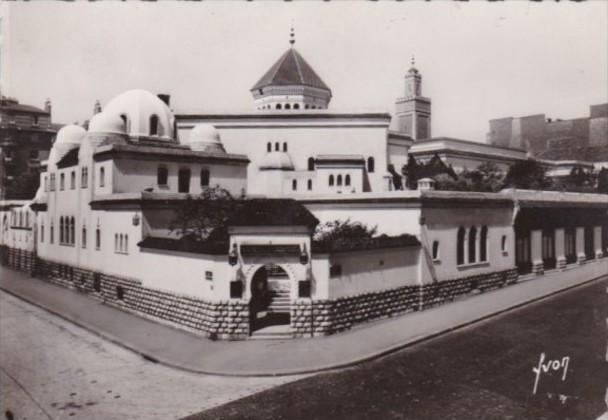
188,124 -> 225,153
88,112 -> 127,134
260,151 -> 295,170
55,124 -> 86,145
49,125 -> 85,166
102,89 -> 175,140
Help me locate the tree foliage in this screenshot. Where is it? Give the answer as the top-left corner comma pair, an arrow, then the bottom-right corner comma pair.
434,162 -> 505,193
502,159 -> 550,190
5,172 -> 40,199
402,154 -> 456,190
313,219 -> 378,247
597,167 -> 608,194
169,186 -> 238,241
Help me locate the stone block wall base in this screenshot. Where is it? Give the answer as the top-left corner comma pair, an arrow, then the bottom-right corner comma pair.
577,255 -> 586,265
1,249 -> 249,340
291,268 -> 518,338
556,258 -> 567,270
532,261 -> 544,275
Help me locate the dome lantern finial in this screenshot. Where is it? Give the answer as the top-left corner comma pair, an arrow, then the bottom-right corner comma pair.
289,27 -> 295,46
411,55 -> 416,68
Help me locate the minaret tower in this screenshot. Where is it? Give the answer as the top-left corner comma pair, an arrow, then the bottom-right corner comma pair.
393,56 -> 431,140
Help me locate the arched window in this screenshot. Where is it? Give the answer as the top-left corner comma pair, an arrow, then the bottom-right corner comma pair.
329,175 -> 334,186
99,167 -> 105,187
50,223 -> 54,244
120,234 -> 124,253
119,114 -> 129,132
367,157 -> 375,173
457,227 -> 465,265
432,241 -> 440,260
285,104 -> 291,110
60,217 -> 64,244
308,157 -> 315,171
337,175 -> 343,186
345,174 -> 351,186
96,227 -> 101,250
468,227 -> 477,263
115,234 -> 119,252
70,217 -> 75,245
60,173 -> 65,190
305,105 -> 310,109
157,166 -> 168,186
480,226 -> 488,262
200,169 -> 210,187
276,104 -> 282,110
294,104 -> 300,109
70,171 -> 76,189
501,235 -> 507,252
41,221 -> 45,243
82,224 -> 87,249
307,179 -> 312,191
25,212 -> 29,227
125,235 -> 128,253
44,176 -> 48,192
292,179 -> 297,191
275,142 -> 280,151
267,142 -> 272,152
283,142 -> 288,152
149,114 -> 159,135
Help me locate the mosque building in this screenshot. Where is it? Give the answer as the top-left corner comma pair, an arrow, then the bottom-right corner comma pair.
1,33 -> 607,340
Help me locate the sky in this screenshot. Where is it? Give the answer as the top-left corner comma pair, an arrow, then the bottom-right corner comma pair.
1,1 -> 607,142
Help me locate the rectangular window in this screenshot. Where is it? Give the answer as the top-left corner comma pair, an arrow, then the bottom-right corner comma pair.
157,166 -> 168,186
205,271 -> 213,281
81,167 -> 88,188
99,167 -> 105,187
96,228 -> 101,250
44,176 -> 48,192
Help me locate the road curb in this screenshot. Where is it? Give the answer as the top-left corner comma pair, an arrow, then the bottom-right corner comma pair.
1,272 -> 606,377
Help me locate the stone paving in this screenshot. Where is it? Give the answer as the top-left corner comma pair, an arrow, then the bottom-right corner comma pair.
0,292 -> 304,420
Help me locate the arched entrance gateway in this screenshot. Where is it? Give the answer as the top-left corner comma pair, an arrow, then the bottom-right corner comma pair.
249,263 -> 291,332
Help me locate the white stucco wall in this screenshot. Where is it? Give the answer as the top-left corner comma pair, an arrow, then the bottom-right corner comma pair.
420,206 -> 515,283
178,116 -> 391,195
326,247 -> 420,299
112,158 -> 247,197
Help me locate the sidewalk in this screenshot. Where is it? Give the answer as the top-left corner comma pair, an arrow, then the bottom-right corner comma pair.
1,261 -> 607,377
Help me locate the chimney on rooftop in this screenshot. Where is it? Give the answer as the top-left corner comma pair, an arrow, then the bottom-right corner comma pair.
93,100 -> 102,115
157,94 -> 170,106
44,98 -> 52,117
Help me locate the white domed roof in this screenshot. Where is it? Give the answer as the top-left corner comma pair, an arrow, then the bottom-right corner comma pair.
189,124 -> 220,143
188,124 -> 225,153
48,125 -> 85,167
102,89 -> 175,140
55,124 -> 86,144
88,112 -> 127,134
260,151 -> 295,170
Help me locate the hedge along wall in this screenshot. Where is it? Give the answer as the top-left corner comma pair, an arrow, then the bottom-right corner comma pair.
3,248 -> 249,340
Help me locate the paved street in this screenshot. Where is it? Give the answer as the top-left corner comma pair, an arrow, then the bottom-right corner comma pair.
186,277 -> 608,420
0,292 -> 302,420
